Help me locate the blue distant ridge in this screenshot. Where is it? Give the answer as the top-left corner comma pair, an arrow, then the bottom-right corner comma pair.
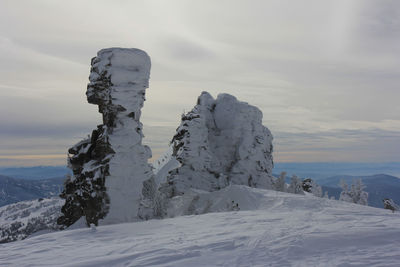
0,166 -> 70,180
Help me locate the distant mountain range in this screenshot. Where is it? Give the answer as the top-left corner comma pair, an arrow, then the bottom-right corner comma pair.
0,175 -> 65,207
317,174 -> 400,209
317,174 -> 400,188
3,163 -> 399,181
274,162 -> 400,180
272,173 -> 400,209
0,166 -> 70,180
1,165 -> 399,210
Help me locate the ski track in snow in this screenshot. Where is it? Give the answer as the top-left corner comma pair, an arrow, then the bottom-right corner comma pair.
1,187 -> 400,267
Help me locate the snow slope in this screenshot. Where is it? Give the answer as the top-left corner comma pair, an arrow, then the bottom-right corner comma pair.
1,186 -> 399,266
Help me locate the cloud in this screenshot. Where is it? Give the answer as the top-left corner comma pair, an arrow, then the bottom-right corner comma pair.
274,128 -> 400,162
162,36 -> 215,61
0,0 -> 399,164
0,154 -> 66,167
0,121 -> 91,138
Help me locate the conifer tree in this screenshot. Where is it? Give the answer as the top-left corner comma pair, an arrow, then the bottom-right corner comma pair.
383,198 -> 398,213
274,172 -> 287,192
287,175 -> 304,195
339,179 -> 368,206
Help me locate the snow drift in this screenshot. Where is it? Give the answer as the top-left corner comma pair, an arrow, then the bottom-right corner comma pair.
2,187 -> 400,266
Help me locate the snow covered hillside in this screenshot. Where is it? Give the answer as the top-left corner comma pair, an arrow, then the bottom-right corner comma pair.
0,198 -> 63,243
1,186 -> 399,266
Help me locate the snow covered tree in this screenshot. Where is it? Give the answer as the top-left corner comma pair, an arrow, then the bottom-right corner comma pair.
353,179 -> 368,206
339,180 -> 353,203
339,179 -> 368,206
58,133 -> 111,227
287,175 -> 304,195
274,172 -> 287,192
301,178 -> 323,197
312,184 -> 323,198
383,198 -> 399,213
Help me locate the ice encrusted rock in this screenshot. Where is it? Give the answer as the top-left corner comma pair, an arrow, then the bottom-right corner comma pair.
139,92 -> 274,219
59,48 -> 154,227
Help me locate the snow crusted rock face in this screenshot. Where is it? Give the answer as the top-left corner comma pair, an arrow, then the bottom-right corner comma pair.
59,48 -> 154,227
139,92 -> 274,219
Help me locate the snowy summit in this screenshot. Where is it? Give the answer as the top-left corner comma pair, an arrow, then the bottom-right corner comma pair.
2,186 -> 400,266
1,47 -> 399,266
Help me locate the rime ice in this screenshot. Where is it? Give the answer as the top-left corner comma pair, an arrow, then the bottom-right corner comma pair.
139,92 -> 274,218
59,48 -> 153,226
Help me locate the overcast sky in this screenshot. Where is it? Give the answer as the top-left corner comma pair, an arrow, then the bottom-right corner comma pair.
0,0 -> 399,166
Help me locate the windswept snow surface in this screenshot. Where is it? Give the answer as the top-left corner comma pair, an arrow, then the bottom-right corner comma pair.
1,186 -> 400,266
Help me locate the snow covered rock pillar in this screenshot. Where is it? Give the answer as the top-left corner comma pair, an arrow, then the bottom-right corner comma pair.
166,92 -> 274,193
140,92 -> 274,218
59,48 -> 154,227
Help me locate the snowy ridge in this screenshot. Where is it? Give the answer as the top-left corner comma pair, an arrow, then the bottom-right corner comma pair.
1,187 -> 399,266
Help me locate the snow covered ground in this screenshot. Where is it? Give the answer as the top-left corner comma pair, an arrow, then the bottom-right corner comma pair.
1,186 -> 399,266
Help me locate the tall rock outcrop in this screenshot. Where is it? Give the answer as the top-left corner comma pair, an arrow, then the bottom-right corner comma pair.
139,92 -> 274,219
58,48 -> 153,227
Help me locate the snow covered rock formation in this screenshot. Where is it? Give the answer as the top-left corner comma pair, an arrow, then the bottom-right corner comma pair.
139,92 -> 274,219
58,48 -> 154,227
